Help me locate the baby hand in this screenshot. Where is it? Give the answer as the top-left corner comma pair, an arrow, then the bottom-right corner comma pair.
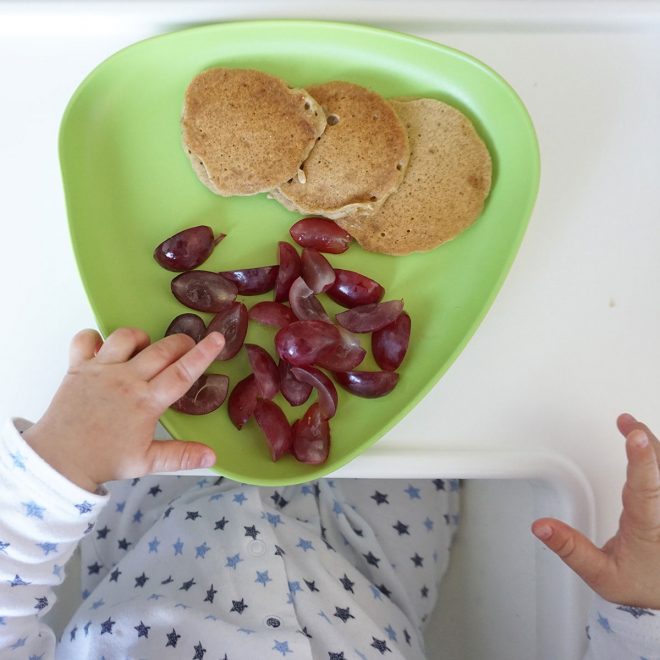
22,327 -> 225,493
532,414 -> 660,609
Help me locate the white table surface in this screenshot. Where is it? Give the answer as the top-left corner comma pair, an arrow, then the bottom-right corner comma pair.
1,0 -> 659,547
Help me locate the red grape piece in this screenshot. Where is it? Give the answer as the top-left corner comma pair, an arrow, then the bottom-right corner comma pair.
165,313 -> 206,343
154,225 -> 225,272
228,374 -> 259,430
254,399 -> 293,462
279,359 -> 312,406
274,242 -> 301,302
315,327 -> 366,371
301,248 -> 336,293
206,302 -> 248,360
326,269 -> 385,308
291,366 -> 338,419
332,370 -> 399,398
289,277 -> 330,322
336,300 -> 404,333
245,344 -> 280,399
249,302 -> 297,330
372,312 -> 411,371
219,266 -> 278,295
171,271 -> 237,313
289,217 -> 352,254
292,403 -> 330,464
275,321 -> 340,367
170,374 -> 229,415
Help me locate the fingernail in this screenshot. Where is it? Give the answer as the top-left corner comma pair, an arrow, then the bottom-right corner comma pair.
630,429 -> 649,448
207,331 -> 224,347
199,451 -> 216,468
619,412 -> 637,424
534,524 -> 552,540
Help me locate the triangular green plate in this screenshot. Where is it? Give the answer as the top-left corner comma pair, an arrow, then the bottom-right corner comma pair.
60,20 -> 539,485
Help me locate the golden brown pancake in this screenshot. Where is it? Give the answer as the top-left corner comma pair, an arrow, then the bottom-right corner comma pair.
182,68 -> 326,196
271,81 -> 409,219
336,98 -> 492,255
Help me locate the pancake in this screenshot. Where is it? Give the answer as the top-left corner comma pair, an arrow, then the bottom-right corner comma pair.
182,68 -> 326,196
271,81 -> 409,219
336,98 -> 492,255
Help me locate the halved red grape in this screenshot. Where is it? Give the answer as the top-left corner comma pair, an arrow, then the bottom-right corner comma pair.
289,277 -> 330,322
372,312 -> 411,371
315,327 -> 366,372
274,242 -> 301,302
291,366 -> 338,419
289,217 -> 352,254
254,399 -> 293,462
165,313 -> 206,343
332,370 -> 399,398
219,266 -> 278,295
301,248 -> 335,293
326,269 -> 385,308
170,374 -> 229,415
245,344 -> 280,399
206,302 -> 248,361
336,300 -> 404,333
279,359 -> 312,406
154,225 -> 225,272
228,374 -> 259,430
275,321 -> 340,367
171,271 -> 237,313
249,302 -> 297,330
292,403 -> 330,464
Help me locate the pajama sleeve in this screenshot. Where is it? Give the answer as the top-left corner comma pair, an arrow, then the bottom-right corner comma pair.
583,594 -> 660,659
0,418 -> 109,658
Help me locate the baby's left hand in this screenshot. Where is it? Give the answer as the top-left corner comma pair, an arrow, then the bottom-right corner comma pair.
532,413 -> 660,609
22,327 -> 224,493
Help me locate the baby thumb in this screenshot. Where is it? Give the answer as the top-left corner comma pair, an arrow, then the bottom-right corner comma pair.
146,439 -> 216,474
532,518 -> 608,592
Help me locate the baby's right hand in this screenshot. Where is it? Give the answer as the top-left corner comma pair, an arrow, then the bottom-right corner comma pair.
21,327 -> 225,493
532,414 -> 660,609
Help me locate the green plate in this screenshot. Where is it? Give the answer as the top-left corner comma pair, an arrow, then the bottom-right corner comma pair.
60,20 -> 539,485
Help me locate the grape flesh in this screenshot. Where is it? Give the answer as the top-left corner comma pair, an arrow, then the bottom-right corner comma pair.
292,403 -> 330,464
219,266 -> 278,295
165,313 -> 206,343
171,271 -> 237,313
254,399 -> 293,462
372,312 -> 411,371
289,217 -> 351,254
227,374 -> 259,430
206,302 -> 248,360
336,300 -> 404,333
245,344 -> 280,399
170,374 -> 229,414
332,370 -> 399,398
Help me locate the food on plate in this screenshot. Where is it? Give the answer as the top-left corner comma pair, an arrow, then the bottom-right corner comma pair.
335,299 -> 404,333
165,313 -> 206,343
337,97 -> 492,255
372,312 -> 411,371
245,343 -> 280,399
289,217 -> 352,254
326,269 -> 384,308
171,271 -> 237,312
227,374 -> 259,430
219,265 -> 278,295
279,359 -> 313,406
300,248 -> 335,293
170,374 -> 229,415
332,369 -> 399,398
273,241 -> 302,303
292,403 -> 330,465
253,399 -> 293,461
205,302 -> 248,360
154,225 -> 225,271
182,68 -> 326,196
291,366 -> 338,419
248,301 -> 297,330
288,276 -> 330,322
272,81 -> 409,219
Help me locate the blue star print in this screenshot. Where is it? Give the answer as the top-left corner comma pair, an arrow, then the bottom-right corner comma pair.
115,501 -> 125,513
273,640 -> 293,656
22,500 -> 45,519
370,584 -> 383,600
233,492 -> 248,505
132,509 -> 143,523
265,512 -> 283,527
9,637 -> 26,650
10,451 -> 26,470
9,574 -> 30,587
332,500 -> 344,515
404,484 -> 421,499
226,553 -> 242,569
297,537 -> 314,552
91,598 -> 105,610
301,484 -> 314,495
195,542 -> 210,558
29,653 -> 45,660
34,596 -> 48,611
255,570 -> 272,586
423,517 -> 434,531
173,538 -> 184,555
36,541 -> 58,556
597,612 -> 613,633
74,500 -> 94,514
385,624 -> 397,641
134,621 -> 150,638
148,537 -> 160,553
100,617 -> 115,634
0,541 -> 9,554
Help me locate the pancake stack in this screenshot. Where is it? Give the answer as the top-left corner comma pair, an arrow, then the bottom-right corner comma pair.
181,68 -> 492,255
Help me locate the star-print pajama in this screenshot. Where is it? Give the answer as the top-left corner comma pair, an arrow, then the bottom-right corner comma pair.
1,418 -> 659,660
